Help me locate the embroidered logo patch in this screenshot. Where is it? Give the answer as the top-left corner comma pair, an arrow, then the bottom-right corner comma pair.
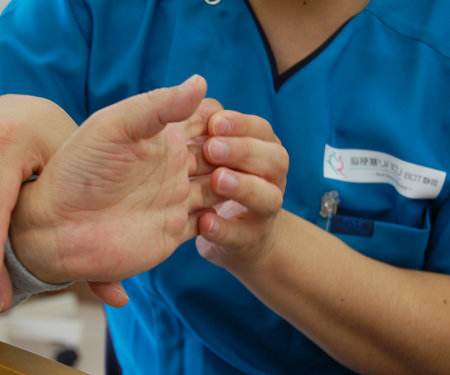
324,145 -> 446,199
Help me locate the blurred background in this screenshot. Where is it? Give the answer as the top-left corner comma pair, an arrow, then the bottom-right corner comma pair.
1,285 -> 106,374
0,0 -> 9,12
1,1 -> 107,374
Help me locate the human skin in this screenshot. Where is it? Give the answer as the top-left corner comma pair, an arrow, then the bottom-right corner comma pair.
0,95 -> 78,312
249,0 -> 372,73
5,0 -> 450,373
196,112 -> 450,375
5,75 -> 222,309
194,2 -> 450,374
194,1 -> 450,374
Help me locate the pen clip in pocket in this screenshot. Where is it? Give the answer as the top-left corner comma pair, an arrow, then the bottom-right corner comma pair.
320,190 -> 340,232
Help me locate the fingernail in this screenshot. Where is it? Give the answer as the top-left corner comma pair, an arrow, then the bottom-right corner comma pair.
113,282 -> 130,301
208,219 -> 220,234
208,140 -> 229,161
217,171 -> 238,193
213,117 -> 232,135
180,74 -> 199,90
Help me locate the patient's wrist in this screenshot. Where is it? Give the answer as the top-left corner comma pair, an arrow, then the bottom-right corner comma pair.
9,181 -> 69,285
4,236 -> 73,309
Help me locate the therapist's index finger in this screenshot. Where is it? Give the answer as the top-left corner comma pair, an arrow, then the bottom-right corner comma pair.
209,111 -> 279,143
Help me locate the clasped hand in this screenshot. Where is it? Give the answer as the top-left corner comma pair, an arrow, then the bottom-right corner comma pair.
3,75 -> 289,309
197,110 -> 289,273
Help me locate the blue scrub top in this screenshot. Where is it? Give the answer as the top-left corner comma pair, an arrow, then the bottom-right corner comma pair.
2,0 -> 450,373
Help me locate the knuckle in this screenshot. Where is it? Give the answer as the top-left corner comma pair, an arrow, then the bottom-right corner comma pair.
0,119 -> 18,148
202,98 -> 223,110
143,87 -> 163,103
187,153 -> 197,175
279,147 -> 290,174
250,115 -> 273,141
140,90 -> 159,111
272,191 -> 284,212
271,145 -> 289,174
280,177 -> 287,193
261,119 -> 274,140
243,177 -> 258,203
245,114 -> 259,134
142,89 -> 169,124
244,140 -> 255,160
174,209 -> 189,228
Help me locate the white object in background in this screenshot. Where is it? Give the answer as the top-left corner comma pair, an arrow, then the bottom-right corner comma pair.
0,0 -> 11,13
0,293 -> 83,347
0,314 -> 9,343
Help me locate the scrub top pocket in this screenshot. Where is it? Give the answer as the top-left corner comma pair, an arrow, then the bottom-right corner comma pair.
313,207 -> 431,270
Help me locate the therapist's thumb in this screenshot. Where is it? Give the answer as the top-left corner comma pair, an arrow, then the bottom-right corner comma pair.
84,75 -> 208,142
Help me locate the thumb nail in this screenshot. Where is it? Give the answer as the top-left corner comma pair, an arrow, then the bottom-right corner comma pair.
180,74 -> 199,90
113,282 -> 129,301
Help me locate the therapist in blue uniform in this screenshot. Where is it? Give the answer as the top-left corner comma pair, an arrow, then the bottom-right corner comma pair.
2,0 -> 450,374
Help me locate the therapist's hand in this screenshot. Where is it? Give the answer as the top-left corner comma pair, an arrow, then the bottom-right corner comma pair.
0,95 -> 78,312
196,111 -> 289,271
9,75 -> 223,307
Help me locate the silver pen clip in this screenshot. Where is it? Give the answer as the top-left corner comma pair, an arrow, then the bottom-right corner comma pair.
320,190 -> 340,232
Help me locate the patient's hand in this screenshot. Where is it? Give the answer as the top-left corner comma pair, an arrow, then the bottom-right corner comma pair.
9,75 -> 222,307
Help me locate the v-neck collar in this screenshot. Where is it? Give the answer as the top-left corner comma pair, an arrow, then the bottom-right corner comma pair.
243,0 -> 355,92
